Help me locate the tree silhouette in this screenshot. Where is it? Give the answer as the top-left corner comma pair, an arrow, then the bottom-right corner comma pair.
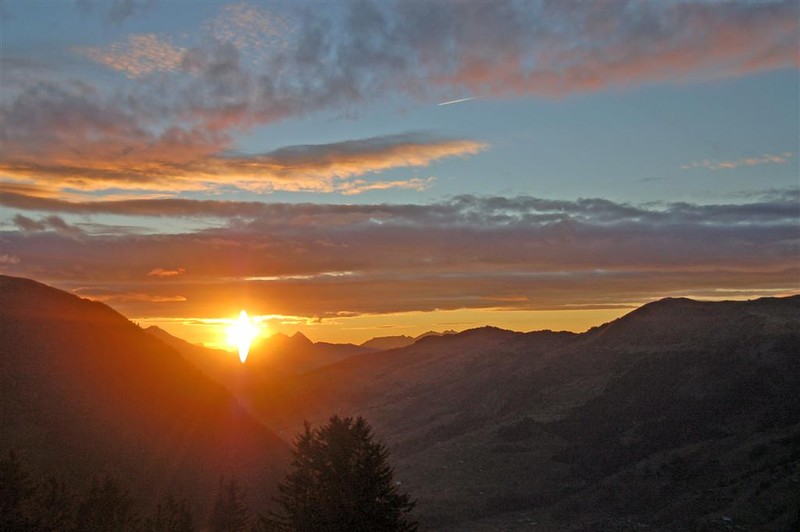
144,494 -> 194,532
209,477 -> 250,532
265,415 -> 416,532
0,451 -> 73,531
0,450 -> 42,532
74,474 -> 138,531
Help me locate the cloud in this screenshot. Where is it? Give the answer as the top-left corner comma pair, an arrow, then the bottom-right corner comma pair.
76,0 -> 154,24
77,34 -> 186,78
418,0 -> 799,96
12,214 -> 84,237
4,194 -> 797,318
205,2 -> 290,56
148,267 -> 186,278
0,125 -> 485,193
0,254 -> 21,265
2,1 -> 795,200
72,287 -> 186,303
682,152 -> 795,171
338,177 -> 435,195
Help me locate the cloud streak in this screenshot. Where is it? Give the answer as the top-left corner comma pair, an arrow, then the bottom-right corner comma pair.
682,152 -> 795,171
0,128 -> 484,193
148,267 -> 186,278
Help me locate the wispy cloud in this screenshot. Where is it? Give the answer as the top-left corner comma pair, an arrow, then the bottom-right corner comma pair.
681,152 -> 795,171
0,254 -> 21,265
205,1 -> 289,56
148,268 -> 186,278
77,34 -> 186,78
13,214 -> 84,238
0,128 -> 485,193
2,1 -> 795,202
338,177 -> 435,195
76,0 -> 154,24
73,287 -> 187,304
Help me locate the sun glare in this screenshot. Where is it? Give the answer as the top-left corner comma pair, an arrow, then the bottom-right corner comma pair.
227,310 -> 259,363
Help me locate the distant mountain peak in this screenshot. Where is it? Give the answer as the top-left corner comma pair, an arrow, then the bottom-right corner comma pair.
291,331 -> 313,344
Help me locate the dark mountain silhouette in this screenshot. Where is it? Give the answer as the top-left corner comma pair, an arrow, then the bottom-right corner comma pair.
360,330 -> 457,351
360,334 -> 416,351
235,296 -> 800,530
148,326 -> 370,380
145,325 -> 372,424
0,275 -> 289,511
250,331 -> 371,375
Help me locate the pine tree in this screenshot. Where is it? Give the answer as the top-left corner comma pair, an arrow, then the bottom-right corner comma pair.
0,451 -> 41,532
209,477 -> 250,532
74,474 -> 138,531
265,416 -> 416,532
144,495 -> 195,532
0,451 -> 73,531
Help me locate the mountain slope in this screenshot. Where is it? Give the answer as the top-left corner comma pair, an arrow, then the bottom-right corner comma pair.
0,275 -> 289,511
239,296 -> 800,530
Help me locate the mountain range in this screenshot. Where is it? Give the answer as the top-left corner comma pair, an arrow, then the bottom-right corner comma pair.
2,274 -> 798,530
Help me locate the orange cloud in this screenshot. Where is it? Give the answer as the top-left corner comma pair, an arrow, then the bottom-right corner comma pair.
72,287 -> 187,304
77,34 -> 186,78
427,1 -> 799,97
148,268 -> 186,278
0,133 -> 486,193
681,152 -> 795,171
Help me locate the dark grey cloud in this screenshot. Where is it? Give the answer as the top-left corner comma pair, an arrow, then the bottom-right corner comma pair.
75,0 -> 154,24
2,193 -> 797,318
12,214 -> 84,237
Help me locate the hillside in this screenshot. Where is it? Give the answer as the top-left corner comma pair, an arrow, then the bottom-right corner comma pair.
0,275 -> 289,512
239,296 -> 800,530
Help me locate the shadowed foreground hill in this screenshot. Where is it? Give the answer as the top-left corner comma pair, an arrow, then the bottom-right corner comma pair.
0,275 -> 288,511
244,296 -> 800,530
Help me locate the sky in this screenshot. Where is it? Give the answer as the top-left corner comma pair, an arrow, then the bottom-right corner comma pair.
1,0 -> 798,348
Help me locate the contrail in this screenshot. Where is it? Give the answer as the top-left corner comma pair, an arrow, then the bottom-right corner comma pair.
438,96 -> 480,106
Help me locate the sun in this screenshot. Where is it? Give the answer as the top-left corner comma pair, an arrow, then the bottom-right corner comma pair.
227,310 -> 259,363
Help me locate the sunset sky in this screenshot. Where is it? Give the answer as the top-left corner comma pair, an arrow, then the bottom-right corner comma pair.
1,0 -> 798,347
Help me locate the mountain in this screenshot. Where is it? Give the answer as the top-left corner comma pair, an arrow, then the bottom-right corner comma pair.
5,275 -> 797,529
360,334 -> 416,351
149,326 -> 371,380
249,331 -> 371,375
238,296 -> 800,530
360,330 -> 457,351
0,275 -> 289,511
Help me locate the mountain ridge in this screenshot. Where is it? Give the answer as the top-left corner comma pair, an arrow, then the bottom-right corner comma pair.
226,293 -> 800,530
0,275 -> 289,511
